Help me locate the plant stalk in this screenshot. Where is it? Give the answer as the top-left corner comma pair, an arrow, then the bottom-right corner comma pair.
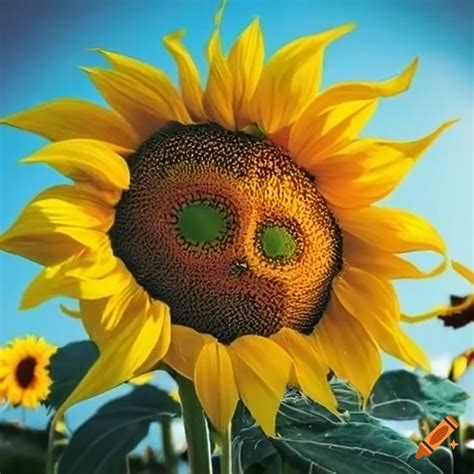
175,374 -> 213,474
221,425 -> 232,474
45,417 -> 57,474
161,417 -> 178,474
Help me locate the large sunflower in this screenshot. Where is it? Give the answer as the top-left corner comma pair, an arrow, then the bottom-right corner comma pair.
0,12 -> 455,435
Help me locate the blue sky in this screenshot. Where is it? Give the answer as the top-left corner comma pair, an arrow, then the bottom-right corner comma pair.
0,0 -> 472,431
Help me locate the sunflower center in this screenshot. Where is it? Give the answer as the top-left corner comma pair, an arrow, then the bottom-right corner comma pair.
110,123 -> 343,343
15,356 -> 37,389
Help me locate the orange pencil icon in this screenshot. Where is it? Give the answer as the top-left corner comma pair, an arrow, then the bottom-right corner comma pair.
416,415 -> 459,459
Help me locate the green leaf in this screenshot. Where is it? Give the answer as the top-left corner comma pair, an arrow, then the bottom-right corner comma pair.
233,390 -> 442,474
232,404 -> 283,474
331,381 -> 361,412
58,385 -> 181,474
368,370 -> 469,421
46,340 -> 99,410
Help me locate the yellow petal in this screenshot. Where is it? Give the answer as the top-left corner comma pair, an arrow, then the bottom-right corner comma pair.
82,67 -> 179,142
163,325 -> 215,379
271,328 -> 337,414
94,49 -> 191,123
343,233 -> 446,280
0,232 -> 99,267
194,342 -> 238,433
203,31 -> 235,129
335,206 -> 446,255
452,260 -> 474,284
332,265 -> 429,370
0,185 -> 113,264
314,140 -> 412,208
55,301 -> 171,419
333,265 -> 399,325
449,349 -> 474,382
163,29 -> 206,121
136,301 -> 172,374
379,119 -> 457,158
80,281 -> 149,345
21,139 -> 130,191
0,99 -> 139,148
314,299 -> 381,399
290,100 -> 377,166
227,18 -> 264,128
252,23 -> 354,133
401,295 -> 474,323
229,335 -> 291,436
311,58 -> 418,113
312,120 -> 455,208
129,372 -> 154,385
20,243 -> 131,309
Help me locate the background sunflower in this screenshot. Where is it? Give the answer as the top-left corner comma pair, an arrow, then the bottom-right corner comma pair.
0,0 -> 472,461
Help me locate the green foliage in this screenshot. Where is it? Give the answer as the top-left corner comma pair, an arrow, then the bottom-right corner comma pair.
367,370 -> 469,421
232,369 -> 471,474
233,389 -> 443,474
58,385 -> 181,474
47,340 -> 99,410
47,349 -> 469,474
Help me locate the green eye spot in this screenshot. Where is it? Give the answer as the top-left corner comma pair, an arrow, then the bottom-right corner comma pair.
177,201 -> 228,247
259,224 -> 297,261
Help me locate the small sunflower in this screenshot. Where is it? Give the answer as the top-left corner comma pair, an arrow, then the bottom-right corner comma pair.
0,9 -> 457,434
0,336 -> 57,409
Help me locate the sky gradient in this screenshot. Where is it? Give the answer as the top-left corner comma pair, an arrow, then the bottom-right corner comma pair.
0,0 -> 472,432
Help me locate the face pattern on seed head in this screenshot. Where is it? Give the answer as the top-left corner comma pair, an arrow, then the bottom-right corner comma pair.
109,123 -> 343,343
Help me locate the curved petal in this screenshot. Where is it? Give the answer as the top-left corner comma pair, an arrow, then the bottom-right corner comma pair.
0,185 -> 113,264
449,349 -> 474,382
227,18 -> 264,128
94,49 -> 191,123
163,30 -> 207,121
0,99 -> 139,148
452,260 -> 474,284
80,282 -> 146,343
333,265 -> 399,324
271,328 -> 337,414
377,119 -> 457,157
314,141 -> 411,208
0,230 -> 104,267
194,342 -> 238,433
20,242 -> 131,309
229,335 -> 291,436
343,233 -> 447,280
312,120 -> 454,208
55,301 -> 171,419
163,325 -> 215,379
203,31 -> 235,129
332,266 -> 429,370
290,100 -> 377,166
82,66 -> 188,141
402,295 -> 474,324
310,58 -> 418,113
334,206 -> 446,255
21,139 -> 130,191
252,24 -> 354,133
135,301 -> 172,374
313,298 -> 381,399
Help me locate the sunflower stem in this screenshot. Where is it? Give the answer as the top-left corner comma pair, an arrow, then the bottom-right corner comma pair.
176,374 -> 213,474
161,417 -> 178,474
45,417 -> 57,474
220,424 -> 232,474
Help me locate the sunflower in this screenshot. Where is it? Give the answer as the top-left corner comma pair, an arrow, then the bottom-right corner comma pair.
0,10 -> 457,435
0,336 -> 57,408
